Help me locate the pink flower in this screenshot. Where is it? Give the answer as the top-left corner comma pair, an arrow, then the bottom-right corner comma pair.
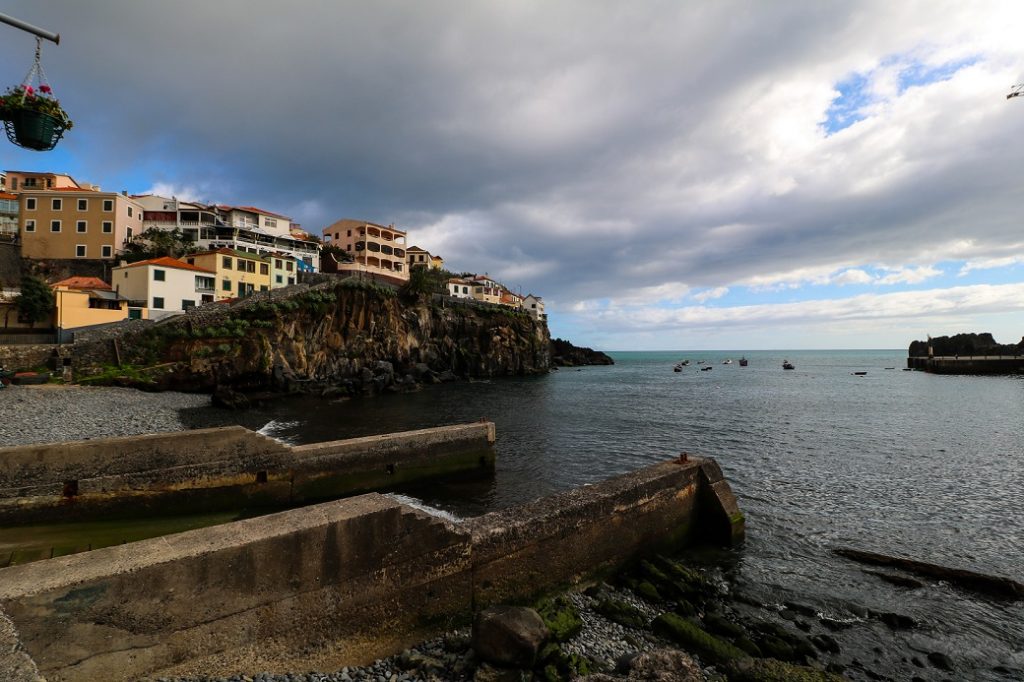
25,85 -> 34,95
39,84 -> 51,94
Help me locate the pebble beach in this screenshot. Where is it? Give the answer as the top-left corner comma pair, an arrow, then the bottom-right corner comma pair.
0,384 -> 209,447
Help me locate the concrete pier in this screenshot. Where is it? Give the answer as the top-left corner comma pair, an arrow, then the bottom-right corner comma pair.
0,455 -> 743,682
0,423 -> 496,525
906,355 -> 1024,374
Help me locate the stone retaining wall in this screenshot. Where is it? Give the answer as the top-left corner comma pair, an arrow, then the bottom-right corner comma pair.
0,423 -> 496,524
0,455 -> 743,681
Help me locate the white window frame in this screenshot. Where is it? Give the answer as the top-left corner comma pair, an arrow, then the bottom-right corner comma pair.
75,244 -> 87,258
25,197 -> 36,211
102,221 -> 113,233
24,219 -> 35,232
102,199 -> 113,212
50,220 -> 61,233
76,220 -> 87,233
51,198 -> 62,211
77,198 -> 88,211
101,245 -> 113,258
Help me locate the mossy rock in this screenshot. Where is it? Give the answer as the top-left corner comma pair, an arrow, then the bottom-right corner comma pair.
652,613 -> 748,666
535,595 -> 583,642
638,559 -> 671,584
735,637 -> 764,657
635,581 -> 663,603
674,599 -> 697,618
704,612 -> 746,639
594,598 -> 648,629
727,657 -> 848,682
757,636 -> 798,663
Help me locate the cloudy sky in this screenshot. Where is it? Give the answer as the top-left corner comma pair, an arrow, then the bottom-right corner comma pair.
3,1 -> 1024,350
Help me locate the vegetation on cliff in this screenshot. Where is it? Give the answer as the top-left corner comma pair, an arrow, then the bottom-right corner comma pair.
908,332 -> 1023,357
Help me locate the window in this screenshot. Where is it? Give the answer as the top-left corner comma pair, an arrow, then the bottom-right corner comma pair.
25,197 -> 36,210
52,198 -> 62,210
222,279 -> 231,291
259,263 -> 269,275
152,297 -> 164,309
24,219 -> 35,232
102,221 -> 113,233
286,262 -> 293,272
347,229 -> 351,237
126,227 -> 133,240
260,285 -> 268,291
103,199 -> 113,212
153,269 -> 166,281
127,206 -> 133,218
287,277 -> 295,285
265,218 -> 276,228
76,220 -> 87,233
101,245 -> 112,258
23,178 -> 36,188
77,198 -> 88,211
75,245 -> 86,258
275,275 -> 283,284
182,299 -> 195,310
222,256 -> 233,269
275,259 -> 282,268
50,220 -> 61,232
463,286 -> 468,294
128,308 -> 142,320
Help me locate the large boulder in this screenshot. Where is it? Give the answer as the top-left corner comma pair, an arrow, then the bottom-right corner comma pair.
472,605 -> 550,668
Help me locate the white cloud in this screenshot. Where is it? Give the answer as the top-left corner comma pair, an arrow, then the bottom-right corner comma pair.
141,183 -> 209,204
692,287 -> 729,303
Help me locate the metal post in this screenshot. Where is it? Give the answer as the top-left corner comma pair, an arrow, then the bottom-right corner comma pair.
0,12 -> 60,44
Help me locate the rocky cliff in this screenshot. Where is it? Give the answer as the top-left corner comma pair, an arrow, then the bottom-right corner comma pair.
98,281 -> 550,396
908,332 -> 1024,357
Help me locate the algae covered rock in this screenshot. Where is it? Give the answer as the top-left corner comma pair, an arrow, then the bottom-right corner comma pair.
726,657 -> 848,681
595,597 -> 648,629
535,594 -> 583,641
652,613 -> 748,666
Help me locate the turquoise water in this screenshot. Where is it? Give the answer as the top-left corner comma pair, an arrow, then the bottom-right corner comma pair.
184,349 -> 1024,680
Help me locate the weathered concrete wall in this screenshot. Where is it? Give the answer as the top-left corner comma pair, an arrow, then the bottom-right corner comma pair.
0,343 -> 67,372
0,423 -> 496,524
0,494 -> 473,681
0,455 -> 744,682
467,457 -> 743,607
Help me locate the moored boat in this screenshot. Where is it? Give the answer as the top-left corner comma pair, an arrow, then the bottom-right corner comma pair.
739,357 -> 748,367
782,360 -> 795,370
722,359 -> 733,365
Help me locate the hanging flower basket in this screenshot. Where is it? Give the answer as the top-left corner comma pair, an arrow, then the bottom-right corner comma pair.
4,108 -> 66,151
0,39 -> 73,152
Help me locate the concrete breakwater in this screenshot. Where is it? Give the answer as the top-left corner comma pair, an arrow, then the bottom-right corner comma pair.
0,455 -> 743,682
0,422 -> 496,525
906,355 -> 1024,374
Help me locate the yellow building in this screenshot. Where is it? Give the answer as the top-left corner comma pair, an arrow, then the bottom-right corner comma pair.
406,245 -> 444,271
51,276 -> 129,331
186,248 -> 271,300
18,188 -> 145,261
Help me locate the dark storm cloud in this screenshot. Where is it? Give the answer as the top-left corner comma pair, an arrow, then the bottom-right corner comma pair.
2,1 -> 1022,320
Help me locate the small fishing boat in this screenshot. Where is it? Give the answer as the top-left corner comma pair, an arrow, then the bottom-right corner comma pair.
782,361 -> 795,370
681,360 -> 690,366
701,366 -> 713,372
851,371 -> 867,376
739,357 -> 748,367
722,359 -> 733,365
673,364 -> 683,372
12,372 -> 49,385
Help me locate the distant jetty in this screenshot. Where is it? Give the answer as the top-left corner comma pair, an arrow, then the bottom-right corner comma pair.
907,333 -> 1024,374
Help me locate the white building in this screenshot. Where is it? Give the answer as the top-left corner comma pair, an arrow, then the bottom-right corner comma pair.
111,256 -> 214,320
447,277 -> 473,299
523,294 -> 545,321
134,195 -> 320,272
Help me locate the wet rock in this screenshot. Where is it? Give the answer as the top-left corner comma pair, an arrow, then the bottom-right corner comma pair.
927,652 -> 954,671
211,385 -> 250,409
652,613 -> 748,666
864,569 -> 925,589
635,581 -> 663,603
809,634 -> 841,654
876,611 -> 917,630
627,648 -> 704,681
437,369 -> 457,382
472,605 -> 549,668
784,601 -> 818,618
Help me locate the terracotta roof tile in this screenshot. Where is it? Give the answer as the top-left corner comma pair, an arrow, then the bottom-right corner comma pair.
114,256 -> 214,273
51,276 -> 112,291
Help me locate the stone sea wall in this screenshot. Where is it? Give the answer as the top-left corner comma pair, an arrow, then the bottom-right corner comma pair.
0,456 -> 743,682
